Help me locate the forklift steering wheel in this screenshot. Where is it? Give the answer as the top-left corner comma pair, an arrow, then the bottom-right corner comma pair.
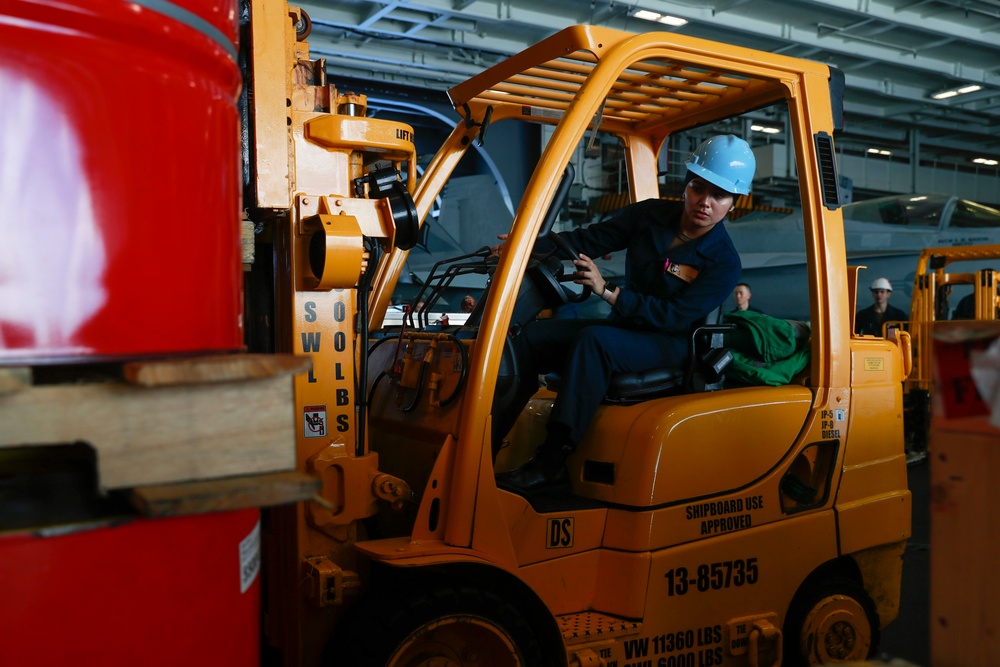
547,232 -> 580,261
547,233 -> 591,303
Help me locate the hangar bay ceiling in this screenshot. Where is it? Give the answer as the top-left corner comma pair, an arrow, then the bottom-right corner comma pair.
294,0 -> 1000,204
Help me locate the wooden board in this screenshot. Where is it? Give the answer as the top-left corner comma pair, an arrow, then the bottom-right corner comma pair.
129,471 -> 321,517
930,422 -> 1000,666
0,367 -> 30,396
123,353 -> 311,387
0,372 -> 298,490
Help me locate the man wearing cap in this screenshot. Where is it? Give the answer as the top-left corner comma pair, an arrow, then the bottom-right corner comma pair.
495,134 -> 754,491
855,277 -> 908,336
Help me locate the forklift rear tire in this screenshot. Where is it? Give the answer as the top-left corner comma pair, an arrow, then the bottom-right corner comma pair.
328,584 -> 546,666
783,575 -> 880,666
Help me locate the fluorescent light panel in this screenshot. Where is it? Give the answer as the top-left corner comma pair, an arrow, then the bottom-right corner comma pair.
657,15 -> 688,26
973,157 -> 998,166
751,124 -> 781,134
867,148 -> 892,156
932,84 -> 983,100
632,9 -> 688,26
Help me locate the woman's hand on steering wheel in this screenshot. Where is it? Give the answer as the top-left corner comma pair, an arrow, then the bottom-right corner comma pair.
490,233 -> 508,257
571,253 -> 605,297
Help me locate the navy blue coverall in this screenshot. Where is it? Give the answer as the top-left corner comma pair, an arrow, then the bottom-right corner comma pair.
855,303 -> 908,336
502,199 -> 742,447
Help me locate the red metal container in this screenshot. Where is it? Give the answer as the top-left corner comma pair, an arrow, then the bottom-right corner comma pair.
0,509 -> 261,666
0,0 -> 243,364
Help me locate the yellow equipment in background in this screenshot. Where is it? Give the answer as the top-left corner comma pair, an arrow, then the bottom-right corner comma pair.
895,244 -> 1000,460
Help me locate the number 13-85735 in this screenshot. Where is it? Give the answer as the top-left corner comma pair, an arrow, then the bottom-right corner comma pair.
664,558 -> 758,596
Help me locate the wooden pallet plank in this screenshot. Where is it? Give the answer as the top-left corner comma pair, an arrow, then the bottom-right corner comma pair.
0,374 -> 297,490
124,353 -> 311,387
0,367 -> 31,396
129,471 -> 320,517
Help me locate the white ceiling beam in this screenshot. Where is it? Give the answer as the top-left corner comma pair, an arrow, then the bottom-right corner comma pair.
359,0 -> 399,28
790,0 -> 1000,47
299,2 -> 533,54
297,0 -> 1000,147
303,1 -> 1000,93
633,1 -> 1000,88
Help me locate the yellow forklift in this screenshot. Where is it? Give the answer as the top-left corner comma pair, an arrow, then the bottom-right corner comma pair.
896,244 -> 1000,462
245,6 -> 912,666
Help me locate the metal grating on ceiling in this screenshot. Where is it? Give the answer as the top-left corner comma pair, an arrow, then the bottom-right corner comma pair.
295,0 -> 1000,174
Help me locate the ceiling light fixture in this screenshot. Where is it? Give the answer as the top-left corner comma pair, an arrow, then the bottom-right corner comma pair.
973,157 -> 998,166
931,84 -> 983,100
867,148 -> 892,156
751,124 -> 781,134
632,9 -> 688,26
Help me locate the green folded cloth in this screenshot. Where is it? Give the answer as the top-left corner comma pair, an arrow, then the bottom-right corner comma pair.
722,310 -> 811,386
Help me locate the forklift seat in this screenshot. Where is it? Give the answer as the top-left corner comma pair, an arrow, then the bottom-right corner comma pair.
544,308 -> 735,403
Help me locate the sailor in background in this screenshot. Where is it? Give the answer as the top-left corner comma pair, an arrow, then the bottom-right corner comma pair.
731,282 -> 763,314
855,277 -> 908,336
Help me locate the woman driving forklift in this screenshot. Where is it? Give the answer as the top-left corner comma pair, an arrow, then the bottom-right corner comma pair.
495,134 -> 756,492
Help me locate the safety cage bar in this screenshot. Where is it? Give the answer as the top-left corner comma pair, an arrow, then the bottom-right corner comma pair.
447,25 -> 833,136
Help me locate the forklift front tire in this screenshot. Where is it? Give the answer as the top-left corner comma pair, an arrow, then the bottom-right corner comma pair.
783,575 -> 880,666
327,584 -> 546,666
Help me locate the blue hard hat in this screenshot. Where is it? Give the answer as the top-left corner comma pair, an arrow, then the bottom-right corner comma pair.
685,134 -> 756,196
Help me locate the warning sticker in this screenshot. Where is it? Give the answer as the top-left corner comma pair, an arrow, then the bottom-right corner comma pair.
239,518 -> 261,594
303,404 -> 327,438
521,105 -> 563,120
864,357 -> 884,371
